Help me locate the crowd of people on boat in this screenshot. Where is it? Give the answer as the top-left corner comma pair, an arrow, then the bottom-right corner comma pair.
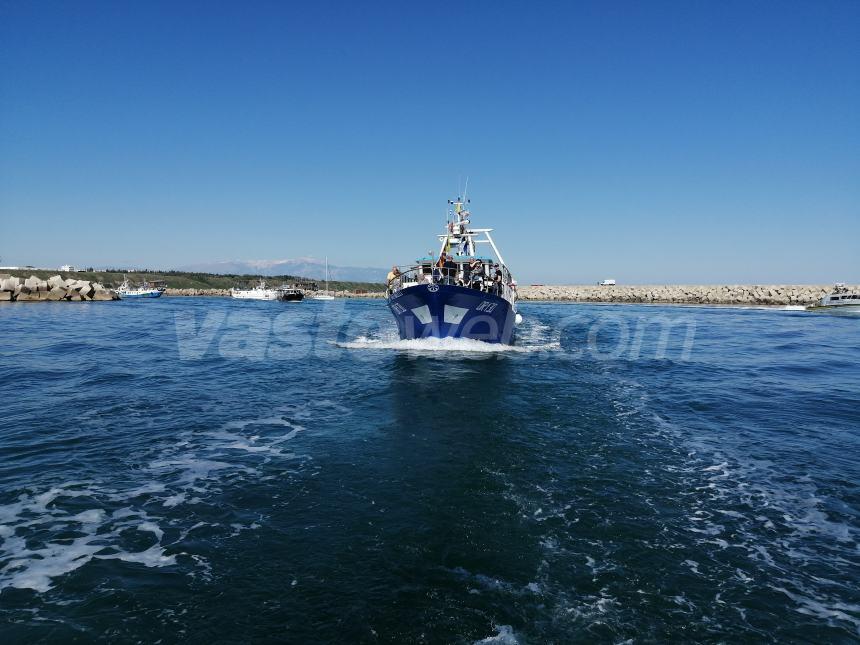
387,254 -> 513,297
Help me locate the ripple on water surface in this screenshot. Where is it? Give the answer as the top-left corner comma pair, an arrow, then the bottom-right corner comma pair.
0,402 -> 324,596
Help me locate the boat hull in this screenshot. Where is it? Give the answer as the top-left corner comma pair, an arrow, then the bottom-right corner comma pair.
387,283 -> 515,344
808,304 -> 860,311
278,292 -> 304,302
231,291 -> 279,300
119,290 -> 163,298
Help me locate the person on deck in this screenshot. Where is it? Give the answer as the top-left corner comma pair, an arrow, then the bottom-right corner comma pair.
443,255 -> 457,285
465,258 -> 479,288
461,259 -> 472,287
386,266 -> 401,285
492,269 -> 503,295
469,259 -> 485,290
433,254 -> 446,283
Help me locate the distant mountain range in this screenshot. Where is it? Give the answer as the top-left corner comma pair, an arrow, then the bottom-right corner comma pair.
177,258 -> 387,283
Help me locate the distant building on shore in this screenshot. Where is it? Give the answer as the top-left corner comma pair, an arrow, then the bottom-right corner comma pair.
60,264 -> 77,272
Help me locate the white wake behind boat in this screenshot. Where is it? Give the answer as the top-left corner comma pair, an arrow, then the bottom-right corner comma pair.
231,280 -> 279,300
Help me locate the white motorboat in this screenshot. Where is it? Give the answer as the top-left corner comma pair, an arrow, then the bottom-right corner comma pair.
231,280 -> 279,300
810,284 -> 860,310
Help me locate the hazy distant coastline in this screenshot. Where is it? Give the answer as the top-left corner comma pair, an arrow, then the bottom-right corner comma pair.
177,258 -> 387,283
2,268 -> 851,306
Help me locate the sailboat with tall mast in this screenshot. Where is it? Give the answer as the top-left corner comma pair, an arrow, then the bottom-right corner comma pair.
311,256 -> 335,300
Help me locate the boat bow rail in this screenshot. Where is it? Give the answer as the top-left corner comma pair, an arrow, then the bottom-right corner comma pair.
388,261 -> 517,306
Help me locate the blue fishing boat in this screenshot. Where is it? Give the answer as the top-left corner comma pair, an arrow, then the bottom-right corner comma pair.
387,195 -> 521,344
116,276 -> 165,299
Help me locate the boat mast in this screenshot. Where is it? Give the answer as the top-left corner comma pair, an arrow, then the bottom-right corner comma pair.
443,195 -> 470,257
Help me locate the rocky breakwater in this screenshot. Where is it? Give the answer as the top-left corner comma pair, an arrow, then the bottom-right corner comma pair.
162,288 -> 386,297
164,288 -> 231,297
0,274 -> 118,302
518,284 -> 845,306
339,290 -> 385,299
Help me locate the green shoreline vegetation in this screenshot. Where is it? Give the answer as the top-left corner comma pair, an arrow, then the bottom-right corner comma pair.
3,269 -> 386,293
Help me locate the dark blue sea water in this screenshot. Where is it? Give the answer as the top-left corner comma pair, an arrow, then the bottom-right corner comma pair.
1,298 -> 858,643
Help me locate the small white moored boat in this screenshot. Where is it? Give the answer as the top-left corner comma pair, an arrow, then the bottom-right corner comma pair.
231,280 -> 279,300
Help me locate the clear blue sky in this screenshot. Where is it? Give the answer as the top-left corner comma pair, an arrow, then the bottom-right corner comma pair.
1,0 -> 858,284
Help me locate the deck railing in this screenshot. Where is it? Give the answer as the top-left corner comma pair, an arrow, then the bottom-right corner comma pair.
388,264 -> 516,304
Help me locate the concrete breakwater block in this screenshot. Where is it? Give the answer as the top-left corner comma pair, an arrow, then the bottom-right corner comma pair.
0,275 -> 119,303
163,288 -> 232,297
